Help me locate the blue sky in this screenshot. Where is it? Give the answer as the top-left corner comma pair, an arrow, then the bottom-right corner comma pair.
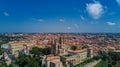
0,0 -> 120,33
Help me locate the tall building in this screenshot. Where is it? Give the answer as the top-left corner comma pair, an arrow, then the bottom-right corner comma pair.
51,36 -> 68,55
43,36 -> 93,67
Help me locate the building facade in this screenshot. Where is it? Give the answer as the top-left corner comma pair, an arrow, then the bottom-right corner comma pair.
43,36 -> 93,67
51,36 -> 68,55
9,42 -> 32,57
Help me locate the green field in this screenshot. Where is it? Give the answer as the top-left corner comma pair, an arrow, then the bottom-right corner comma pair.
94,61 -> 108,67
94,61 -> 120,67
116,61 -> 120,67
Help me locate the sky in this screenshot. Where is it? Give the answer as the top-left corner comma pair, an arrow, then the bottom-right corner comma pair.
0,0 -> 120,33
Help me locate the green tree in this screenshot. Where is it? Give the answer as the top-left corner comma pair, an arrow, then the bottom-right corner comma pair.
108,63 -> 112,67
30,47 -> 42,56
0,63 -> 15,67
30,47 -> 51,56
16,54 -> 40,67
81,45 -> 89,49
93,56 -> 100,60
0,49 -> 3,55
112,61 -> 117,67
71,45 -> 77,50
42,47 -> 51,55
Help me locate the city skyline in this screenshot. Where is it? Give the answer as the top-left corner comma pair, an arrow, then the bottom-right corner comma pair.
0,0 -> 120,33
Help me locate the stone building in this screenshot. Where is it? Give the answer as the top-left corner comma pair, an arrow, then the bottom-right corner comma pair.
42,54 -> 63,67
51,36 -> 68,55
9,42 -> 32,57
43,36 -> 93,67
60,49 -> 88,67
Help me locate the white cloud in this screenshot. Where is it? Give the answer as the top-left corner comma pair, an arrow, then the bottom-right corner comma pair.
107,22 -> 116,26
86,1 -> 104,19
74,24 -> 79,28
116,0 -> 120,5
3,12 -> 9,16
67,27 -> 71,30
59,19 -> 65,22
38,19 -> 43,22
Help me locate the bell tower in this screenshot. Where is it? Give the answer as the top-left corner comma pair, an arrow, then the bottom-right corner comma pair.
51,36 -> 67,55
59,36 -> 65,45
87,46 -> 93,58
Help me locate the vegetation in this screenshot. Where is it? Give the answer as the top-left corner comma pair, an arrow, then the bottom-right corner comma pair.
71,45 -> 77,50
15,47 -> 51,67
94,61 -> 108,67
116,48 -> 120,50
0,49 -> 3,55
42,47 -> 51,55
0,63 -> 16,67
116,61 -> 120,67
0,41 -> 8,45
16,54 -> 41,67
96,51 -> 120,67
76,56 -> 100,67
30,47 -> 43,56
0,35 -> 25,45
91,50 -> 120,67
76,53 -> 119,67
0,45 -> 51,67
0,41 -> 8,47
30,47 -> 51,56
0,35 -> 25,47
81,45 -> 89,49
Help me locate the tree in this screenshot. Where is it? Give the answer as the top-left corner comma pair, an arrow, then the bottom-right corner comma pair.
102,54 -> 108,61
30,47 -> 42,56
93,56 -> 100,60
108,52 -> 120,61
16,54 -> 40,67
8,64 -> 14,67
112,61 -> 117,67
71,45 -> 77,50
107,56 -> 112,64
42,47 -> 51,55
0,63 -> 7,67
0,49 -> 3,55
81,45 -> 89,49
30,47 -> 51,56
0,63 -> 14,67
108,63 -> 112,67
24,58 -> 40,67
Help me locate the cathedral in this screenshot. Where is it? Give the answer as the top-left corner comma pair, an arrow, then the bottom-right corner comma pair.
42,36 -> 93,67
51,36 -> 68,55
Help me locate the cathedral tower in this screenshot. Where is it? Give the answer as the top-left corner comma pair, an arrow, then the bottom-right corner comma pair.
51,36 -> 67,55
